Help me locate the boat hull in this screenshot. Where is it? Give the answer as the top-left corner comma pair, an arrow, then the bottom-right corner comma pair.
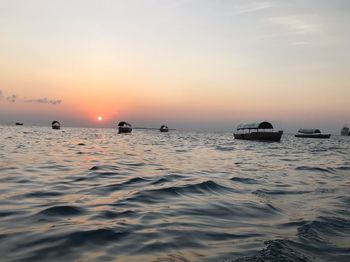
234,131 -> 283,142
118,126 -> 132,133
295,134 -> 330,139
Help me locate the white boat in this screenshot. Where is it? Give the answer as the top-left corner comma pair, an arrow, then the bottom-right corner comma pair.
295,129 -> 330,139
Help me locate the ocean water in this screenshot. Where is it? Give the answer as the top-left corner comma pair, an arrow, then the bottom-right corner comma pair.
0,126 -> 349,262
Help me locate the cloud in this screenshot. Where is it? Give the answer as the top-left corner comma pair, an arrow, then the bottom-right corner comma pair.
25,97 -> 62,105
234,1 -> 274,14
268,15 -> 322,35
0,90 -> 17,103
1,90 -> 62,105
6,95 -> 17,103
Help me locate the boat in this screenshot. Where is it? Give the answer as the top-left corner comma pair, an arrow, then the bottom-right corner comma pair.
341,125 -> 349,136
52,121 -> 61,130
15,122 -> 23,126
118,121 -> 132,133
233,121 -> 283,142
160,125 -> 169,132
295,129 -> 330,138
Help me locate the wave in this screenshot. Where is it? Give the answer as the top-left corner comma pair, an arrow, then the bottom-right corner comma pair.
298,216 -> 350,243
16,228 -> 129,261
0,211 -> 19,218
176,200 -> 281,220
94,210 -> 137,220
233,215 -> 350,262
37,205 -> 85,217
253,189 -> 312,196
89,165 -> 120,171
125,180 -> 236,204
336,166 -> 350,171
215,145 -> 235,151
24,191 -> 63,198
232,239 -> 311,262
231,177 -> 258,184
295,166 -> 335,173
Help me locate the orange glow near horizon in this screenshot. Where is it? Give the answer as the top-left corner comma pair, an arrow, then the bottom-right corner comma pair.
0,1 -> 349,132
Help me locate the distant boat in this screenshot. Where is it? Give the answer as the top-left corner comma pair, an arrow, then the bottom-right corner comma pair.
295,129 -> 330,139
234,121 -> 283,142
341,125 -> 349,136
52,121 -> 61,130
118,121 -> 132,133
15,122 -> 23,126
160,125 -> 169,132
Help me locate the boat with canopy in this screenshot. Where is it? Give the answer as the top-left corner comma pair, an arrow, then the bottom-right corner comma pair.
234,121 -> 283,142
52,121 -> 61,130
118,121 -> 132,134
295,129 -> 330,138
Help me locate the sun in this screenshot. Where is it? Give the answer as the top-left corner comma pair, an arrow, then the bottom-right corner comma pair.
97,116 -> 103,121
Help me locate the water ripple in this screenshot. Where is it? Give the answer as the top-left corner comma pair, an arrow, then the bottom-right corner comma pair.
0,127 -> 349,261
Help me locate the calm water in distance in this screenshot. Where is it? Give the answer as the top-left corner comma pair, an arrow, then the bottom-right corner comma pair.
0,126 -> 349,261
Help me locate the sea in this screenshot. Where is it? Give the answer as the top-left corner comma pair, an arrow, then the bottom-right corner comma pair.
0,126 -> 349,262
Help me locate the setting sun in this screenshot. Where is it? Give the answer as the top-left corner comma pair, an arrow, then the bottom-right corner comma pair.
97,116 -> 103,121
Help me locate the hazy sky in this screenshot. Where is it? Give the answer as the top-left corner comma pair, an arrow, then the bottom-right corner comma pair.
0,0 -> 349,132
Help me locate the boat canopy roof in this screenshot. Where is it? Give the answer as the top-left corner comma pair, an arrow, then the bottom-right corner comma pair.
52,121 -> 60,125
237,121 -> 273,130
298,129 -> 321,134
118,121 -> 131,127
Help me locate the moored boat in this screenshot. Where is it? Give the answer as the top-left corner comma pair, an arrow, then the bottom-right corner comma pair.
52,121 -> 61,130
15,122 -> 23,126
295,129 -> 330,138
341,125 -> 349,136
118,121 -> 132,133
160,125 -> 169,132
234,121 -> 283,142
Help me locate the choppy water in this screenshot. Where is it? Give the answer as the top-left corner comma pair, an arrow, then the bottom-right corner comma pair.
0,126 -> 349,262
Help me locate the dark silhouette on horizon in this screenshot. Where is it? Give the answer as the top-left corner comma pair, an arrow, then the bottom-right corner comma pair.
52,121 -> 61,130
118,121 -> 132,134
233,121 -> 283,142
160,125 -> 169,132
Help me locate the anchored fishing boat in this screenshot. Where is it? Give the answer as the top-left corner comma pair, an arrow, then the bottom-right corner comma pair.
295,129 -> 330,139
341,125 -> 349,136
160,125 -> 169,132
118,121 -> 132,134
51,121 -> 61,130
234,121 -> 283,142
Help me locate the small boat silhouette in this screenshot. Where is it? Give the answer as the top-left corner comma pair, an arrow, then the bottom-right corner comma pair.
341,125 -> 349,136
118,121 -> 132,133
15,122 -> 23,126
295,129 -> 330,138
160,125 -> 169,132
52,121 -> 61,130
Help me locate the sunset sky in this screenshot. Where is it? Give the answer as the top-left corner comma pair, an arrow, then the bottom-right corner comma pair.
0,0 -> 349,132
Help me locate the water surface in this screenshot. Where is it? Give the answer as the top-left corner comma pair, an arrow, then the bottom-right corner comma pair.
0,126 -> 349,261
